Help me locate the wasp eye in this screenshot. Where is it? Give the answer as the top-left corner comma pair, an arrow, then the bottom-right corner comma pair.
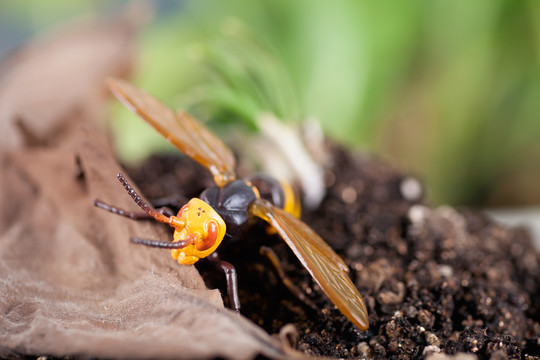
195,219 -> 220,251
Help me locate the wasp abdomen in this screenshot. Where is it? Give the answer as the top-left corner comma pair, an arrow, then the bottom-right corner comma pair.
247,174 -> 301,219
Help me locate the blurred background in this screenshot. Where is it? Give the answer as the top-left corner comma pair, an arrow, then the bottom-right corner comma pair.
1,0 -> 539,214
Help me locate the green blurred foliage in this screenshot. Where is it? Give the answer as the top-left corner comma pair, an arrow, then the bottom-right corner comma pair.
2,0 -> 540,207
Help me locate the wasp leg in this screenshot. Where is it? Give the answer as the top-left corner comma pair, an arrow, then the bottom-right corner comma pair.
207,253 -> 241,313
260,246 -> 318,312
93,199 -> 176,219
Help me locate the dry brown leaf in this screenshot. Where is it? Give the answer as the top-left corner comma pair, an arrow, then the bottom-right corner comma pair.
0,128 -> 297,360
0,12 -> 305,360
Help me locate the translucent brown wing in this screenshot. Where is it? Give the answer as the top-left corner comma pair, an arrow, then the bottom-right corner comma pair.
249,199 -> 369,330
107,77 -> 236,187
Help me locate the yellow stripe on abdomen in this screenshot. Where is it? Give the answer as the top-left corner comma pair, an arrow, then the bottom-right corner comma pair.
279,179 -> 301,219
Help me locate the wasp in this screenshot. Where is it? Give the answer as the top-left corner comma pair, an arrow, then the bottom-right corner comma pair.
94,78 -> 369,330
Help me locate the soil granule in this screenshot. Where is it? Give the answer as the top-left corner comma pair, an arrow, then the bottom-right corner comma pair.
127,143 -> 540,360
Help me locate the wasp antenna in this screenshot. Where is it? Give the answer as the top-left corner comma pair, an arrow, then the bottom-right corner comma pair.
130,237 -> 190,249
117,173 -> 150,210
117,173 -> 175,225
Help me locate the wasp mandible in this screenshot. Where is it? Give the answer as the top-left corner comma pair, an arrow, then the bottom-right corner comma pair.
94,78 -> 369,330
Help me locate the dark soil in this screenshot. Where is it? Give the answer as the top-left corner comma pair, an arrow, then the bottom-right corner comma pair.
127,143 -> 540,360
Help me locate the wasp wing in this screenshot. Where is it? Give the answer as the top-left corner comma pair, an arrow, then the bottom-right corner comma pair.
249,199 -> 369,330
107,78 -> 236,187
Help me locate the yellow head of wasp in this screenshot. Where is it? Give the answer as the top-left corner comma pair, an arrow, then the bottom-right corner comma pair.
171,199 -> 226,265
114,174 -> 226,265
